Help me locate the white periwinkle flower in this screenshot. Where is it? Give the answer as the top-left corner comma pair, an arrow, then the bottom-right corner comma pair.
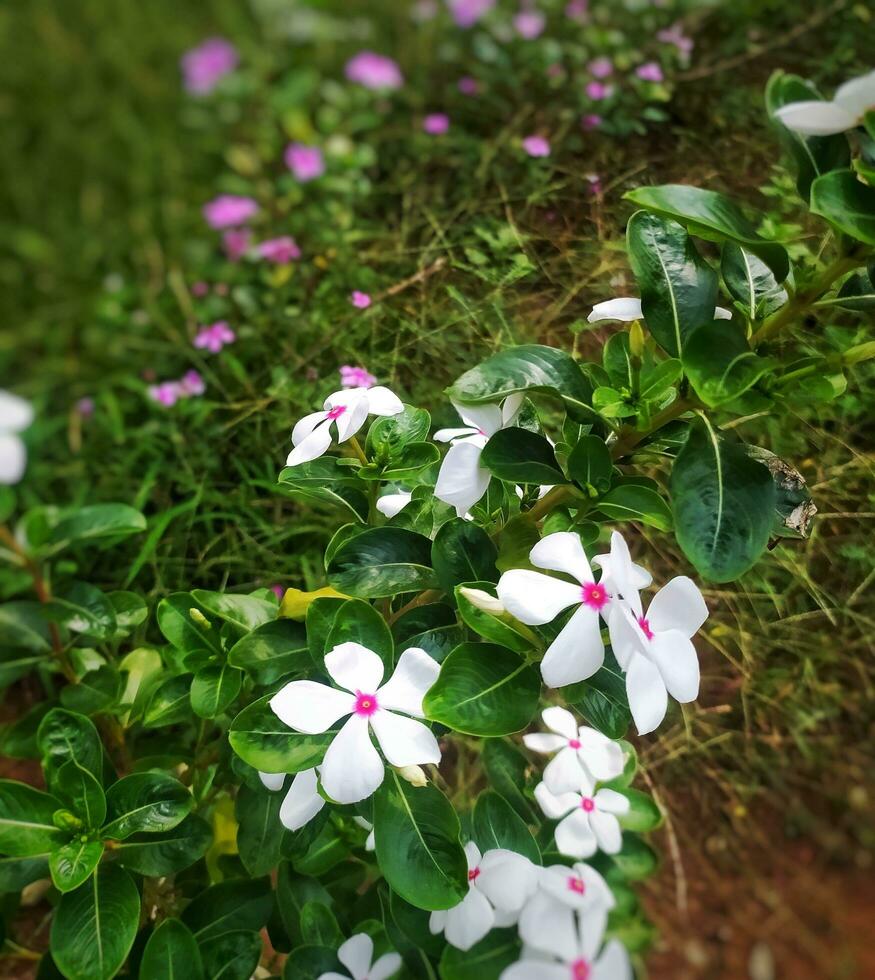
375,490 -> 413,518
608,576 -> 708,736
353,816 -> 376,851
0,390 -> 34,485
287,386 -> 403,466
270,642 -> 441,804
429,843 -> 538,951
434,394 -> 522,516
523,707 -> 625,794
317,932 -> 401,980
774,69 -> 875,136
496,532 -> 612,687
535,782 -> 630,859
587,296 -> 732,323
258,768 -> 326,831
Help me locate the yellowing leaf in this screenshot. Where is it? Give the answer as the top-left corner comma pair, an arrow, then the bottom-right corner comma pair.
279,586 -> 347,621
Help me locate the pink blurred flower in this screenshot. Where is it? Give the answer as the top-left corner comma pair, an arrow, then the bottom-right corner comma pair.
257,236 -> 301,264
203,195 -> 259,229
181,37 -> 238,95
458,76 -> 480,95
192,281 -> 210,298
423,113 -> 450,135
180,371 -> 206,397
340,365 -> 378,388
582,113 -> 603,130
149,382 -> 181,407
76,397 -> 95,418
565,0 -> 588,19
585,81 -> 613,100
284,143 -> 325,182
447,0 -> 495,28
345,51 -> 404,90
194,321 -> 236,354
585,173 -> 603,196
271,584 -> 285,600
514,10 -> 545,39
657,24 -> 694,58
522,135 -> 551,157
223,228 -> 252,262
589,57 -> 614,79
350,291 -> 372,309
636,62 -> 664,83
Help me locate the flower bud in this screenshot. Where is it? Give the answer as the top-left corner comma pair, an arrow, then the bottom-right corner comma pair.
189,608 -> 211,629
396,764 -> 427,787
459,587 -> 505,614
629,319 -> 645,358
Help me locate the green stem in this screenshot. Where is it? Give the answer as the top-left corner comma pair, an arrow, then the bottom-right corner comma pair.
348,436 -> 369,466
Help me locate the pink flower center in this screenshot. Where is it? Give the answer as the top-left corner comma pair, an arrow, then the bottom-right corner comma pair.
327,405 -> 347,421
580,797 -> 595,813
468,867 -> 481,883
581,582 -> 609,611
638,615 -> 654,640
568,738 -> 582,750
571,959 -> 591,980
354,692 -> 379,717
567,876 -> 586,895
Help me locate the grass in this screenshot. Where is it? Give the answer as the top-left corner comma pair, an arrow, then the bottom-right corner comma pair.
1,0 -> 874,977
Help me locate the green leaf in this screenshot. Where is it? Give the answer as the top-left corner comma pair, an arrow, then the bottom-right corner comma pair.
439,928 -> 520,980
60,666 -> 122,716
327,527 -> 438,599
627,211 -> 719,356
480,428 -> 568,485
472,791 -> 540,863
190,664 -> 243,719
604,835 -> 659,881
190,590 -> 276,633
229,694 -> 334,773
235,784 -> 285,877
276,865 -> 333,948
106,591 -> 148,636
278,457 -> 368,523
102,772 -> 191,840
282,946 -> 341,980
683,319 -> 776,408
624,184 -> 789,281
831,266 -> 875,310
49,840 -> 103,894
199,931 -> 262,980
617,789 -> 663,832
638,358 -> 682,402
181,877 -> 273,942
299,902 -> 342,947
567,436 -> 613,492
45,582 -> 117,639
0,601 -> 52,653
114,814 -> 211,876
455,583 -> 531,655
424,642 -> 540,736
143,674 -> 194,728
367,406 -> 431,459
0,854 -> 51,894
0,780 -> 64,855
54,760 -> 106,829
50,866 -> 140,980
670,417 -> 776,581
306,597 -> 345,661
373,770 -> 468,911
721,243 -> 788,319
140,919 -> 205,980
227,618 -> 310,684
46,504 -> 146,553
325,598 -> 394,667
810,170 -> 875,244
291,820 -> 347,876
596,484 -> 673,531
447,345 -> 594,421
481,738 -> 538,823
432,520 -> 498,596
37,709 -> 104,791
377,442 -> 440,481
156,593 -> 223,658
567,652 -> 632,740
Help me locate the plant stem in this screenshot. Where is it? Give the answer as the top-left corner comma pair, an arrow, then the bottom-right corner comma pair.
348,436 -> 369,466
387,589 -> 444,625
609,397 -> 694,461
524,485 -> 576,523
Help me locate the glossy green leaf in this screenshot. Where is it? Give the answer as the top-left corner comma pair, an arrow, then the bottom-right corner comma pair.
432,519 -> 498,596
721,243 -> 788,319
49,840 -> 103,894
481,738 -> 538,823
617,788 -> 663,832
157,593 -> 222,658
114,814 -> 211,876
227,618 -> 310,684
102,772 -> 191,840
455,583 -> 531,655
291,820 -> 347,876
276,865 -> 333,948
45,582 -> 117,639
229,694 -> 334,773
810,170 -> 875,244
683,320 -> 776,408
299,901 -> 342,947
325,598 -> 394,667
235,784 -> 285,877
282,946 -> 340,980
366,406 -> 431,459
37,709 -> 104,791
439,928 -> 520,980
832,266 -> 875,309
46,504 -> 146,553
0,854 -> 51,894
140,918 -> 204,980
327,527 -> 438,598
0,601 -> 52,653
60,666 -> 122,716
567,435 -> 613,492
567,652 -> 632,740
480,428 -> 568,485
143,674 -> 194,728
199,930 -> 262,980
0,780 -> 64,856
54,760 -> 106,829
191,589 -> 276,633
107,591 -> 148,636
278,457 -> 369,523
182,877 -> 273,942
596,484 -> 673,531
190,663 -> 243,719
472,791 -> 540,863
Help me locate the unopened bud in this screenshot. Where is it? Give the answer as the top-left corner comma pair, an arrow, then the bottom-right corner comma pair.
53,809 -> 82,832
189,608 -> 211,629
843,341 -> 875,366
396,764 -> 427,787
629,319 -> 645,358
459,587 -> 505,615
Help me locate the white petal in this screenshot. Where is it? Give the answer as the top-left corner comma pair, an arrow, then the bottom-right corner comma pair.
279,769 -> 325,830
594,788 -> 631,816
477,849 -> 538,913
325,641 -> 385,694
834,69 -> 875,116
365,386 -> 404,416
714,306 -> 733,320
530,532 -> 593,584
501,962 -> 568,980
496,569 -> 581,626
522,733 -> 567,755
433,426 -> 479,443
519,893 -> 580,960
543,747 -> 589,795
646,576 -> 707,637
434,440 -> 491,517
593,939 -> 633,980
534,782 -> 579,820
0,391 -> 34,433
319,715 -> 384,804
370,710 -> 441,766
554,809 -> 598,859
773,100 -> 857,135
453,400 -> 503,437
589,809 -> 622,855
376,491 -> 412,518
538,863 -> 614,912
258,771 -> 285,791
649,630 -> 700,703
500,393 -> 524,427
335,395 -> 370,443
540,705 -> 578,740
270,680 -> 352,733
587,297 -> 643,323
377,646 -> 440,716
592,531 -> 645,613
444,887 -> 495,951
369,952 -> 403,980
577,905 -> 608,961
0,434 -> 27,485
291,410 -> 328,446
540,605 -> 604,688
287,421 -> 333,465
429,910 -> 447,935
606,602 -> 646,670
464,841 -> 482,870
575,729 -> 625,783
338,933 -> 373,980
626,653 -> 668,736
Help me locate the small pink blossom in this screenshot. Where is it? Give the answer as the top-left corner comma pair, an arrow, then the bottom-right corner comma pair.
581,113 -> 603,131
270,584 -> 285,600
589,57 -> 614,79
223,228 -> 252,262
447,0 -> 495,28
423,113 -> 450,135
657,24 -> 694,58
344,51 -> 404,91
350,291 -> 372,309
565,0 -> 588,19
636,61 -> 664,83
514,10 -> 545,39
284,143 -> 325,182
76,397 -> 95,418
179,370 -> 206,397
585,173 -> 603,196
203,195 -> 259,229
340,365 -> 378,389
458,76 -> 479,95
585,81 -> 613,101
192,281 -> 210,298
149,382 -> 181,407
194,321 -> 236,354
181,37 -> 238,95
522,135 -> 551,158
257,236 -> 301,264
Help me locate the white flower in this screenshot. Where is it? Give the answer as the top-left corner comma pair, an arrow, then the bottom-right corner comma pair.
501,905 -> 631,980
287,386 -> 403,466
0,390 -> 34,485
317,932 -> 401,980
429,843 -> 538,951
534,782 -> 629,858
353,816 -> 376,850
774,69 -> 875,136
258,768 -> 326,831
607,576 -> 707,735
434,395 -> 522,517
458,586 -> 506,615
523,707 -> 625,794
496,532 -> 611,687
375,490 -> 412,517
587,296 -> 732,323
591,530 -> 651,600
270,642 -> 441,804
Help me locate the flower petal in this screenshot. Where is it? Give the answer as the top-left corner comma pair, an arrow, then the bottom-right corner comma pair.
500,393 -> 524,427
464,841 -> 482,869
287,421 -> 333,465
530,532 -> 594,584
325,641 -> 385,694
338,933 -> 373,980
646,576 -> 708,637
774,100 -> 857,135
575,729 -> 625,783
0,434 -> 27,485
522,733 -> 567,755
501,961 -> 569,980
453,400 -> 503,437
555,808 -> 598,859
592,530 -> 647,613
0,391 -> 34,433
543,747 -> 588,795
594,939 -> 633,980
291,410 -> 327,446
258,771 -> 285,791
477,849 -> 538,913
648,630 -> 700,703
377,646 -> 440,716
269,680 -> 352,733
319,714 -> 384,804
715,306 -> 733,320
335,395 -> 370,443
496,569 -> 581,626
587,297 -> 643,323
540,705 -> 578,740
540,604 -> 604,688
429,910 -> 447,935
375,491 -> 412,518
606,602 -> 645,670
366,386 -> 404,417
594,788 -> 630,816
444,886 -> 495,951
370,710 -> 441,767
434,440 -> 491,517
433,426 -> 479,443
534,782 -> 579,820
589,809 -> 622,854
519,893 -> 580,961
369,952 -> 403,980
626,653 -> 668,736
279,769 -> 325,831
